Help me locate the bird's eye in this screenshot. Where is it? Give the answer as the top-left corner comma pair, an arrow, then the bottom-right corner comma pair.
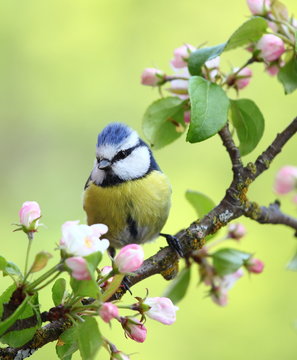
116,150 -> 128,160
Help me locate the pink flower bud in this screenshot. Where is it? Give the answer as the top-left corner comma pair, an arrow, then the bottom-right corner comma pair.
246,0 -> 271,15
266,64 -> 280,76
114,244 -> 144,273
274,166 -> 297,194
99,265 -> 113,287
144,297 -> 178,325
227,223 -> 247,240
121,317 -> 147,343
235,67 -> 253,90
141,68 -> 165,87
111,351 -> 130,360
184,110 -> 191,124
171,44 -> 196,68
99,302 -> 119,323
256,34 -> 285,62
203,56 -> 220,81
211,288 -> 228,307
19,201 -> 41,232
245,258 -> 264,274
65,257 -> 91,280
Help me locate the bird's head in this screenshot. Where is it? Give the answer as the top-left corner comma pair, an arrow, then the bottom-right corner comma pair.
90,123 -> 159,186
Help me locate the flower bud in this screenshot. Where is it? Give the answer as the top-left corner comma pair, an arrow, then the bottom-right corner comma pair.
19,201 -> 41,233
246,0 -> 271,15
99,302 -> 119,323
141,68 -> 165,87
210,287 -> 228,306
203,56 -> 220,81
114,244 -> 144,273
121,317 -> 147,343
234,67 -> 253,90
171,44 -> 196,68
245,258 -> 264,274
143,297 -> 178,325
227,223 -> 247,241
111,351 -> 130,360
65,257 -> 91,280
184,110 -> 191,124
274,166 -> 297,194
256,34 -> 285,62
99,265 -> 113,287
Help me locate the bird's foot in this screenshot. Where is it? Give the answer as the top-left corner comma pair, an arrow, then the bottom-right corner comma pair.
159,233 -> 184,257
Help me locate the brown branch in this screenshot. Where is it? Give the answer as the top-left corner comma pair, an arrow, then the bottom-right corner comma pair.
1,117 -> 297,359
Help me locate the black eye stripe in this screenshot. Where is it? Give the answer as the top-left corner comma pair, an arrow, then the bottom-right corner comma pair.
112,144 -> 139,162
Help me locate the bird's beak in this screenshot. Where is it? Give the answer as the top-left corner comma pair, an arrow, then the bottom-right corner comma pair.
98,159 -> 111,170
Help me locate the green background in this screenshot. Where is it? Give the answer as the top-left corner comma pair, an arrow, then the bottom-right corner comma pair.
0,0 -> 297,359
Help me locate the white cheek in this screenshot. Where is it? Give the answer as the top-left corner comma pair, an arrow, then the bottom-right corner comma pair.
113,146 -> 150,180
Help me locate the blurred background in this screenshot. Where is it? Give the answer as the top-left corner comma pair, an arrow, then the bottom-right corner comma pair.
0,0 -> 297,359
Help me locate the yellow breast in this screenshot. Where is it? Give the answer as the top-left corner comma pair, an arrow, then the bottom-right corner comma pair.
83,170 -> 171,248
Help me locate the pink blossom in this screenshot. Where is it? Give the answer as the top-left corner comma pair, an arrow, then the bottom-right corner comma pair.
19,201 -> 41,231
245,258 -> 264,274
246,0 -> 271,15
144,297 -> 178,325
203,56 -> 220,81
141,68 -> 165,87
274,166 -> 297,194
256,34 -> 285,62
171,44 -> 196,68
60,221 -> 109,256
99,302 -> 119,323
99,265 -> 113,287
121,317 -> 147,343
211,288 -> 228,306
65,257 -> 91,280
228,223 -> 247,240
114,244 -> 144,273
235,67 -> 253,90
266,64 -> 280,76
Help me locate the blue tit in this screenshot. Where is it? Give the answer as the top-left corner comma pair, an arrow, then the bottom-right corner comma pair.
83,122 -> 172,251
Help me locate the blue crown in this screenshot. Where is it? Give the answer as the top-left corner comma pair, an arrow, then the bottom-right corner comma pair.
97,123 -> 133,147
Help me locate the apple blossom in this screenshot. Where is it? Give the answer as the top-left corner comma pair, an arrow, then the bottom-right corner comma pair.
203,56 -> 220,81
256,34 -> 285,62
19,201 -> 41,232
99,265 -> 114,287
246,0 -> 271,15
227,223 -> 247,240
144,297 -> 178,325
59,221 -> 109,257
234,67 -> 253,90
171,44 -> 196,68
245,258 -> 264,274
121,317 -> 147,343
141,68 -> 165,87
114,244 -> 144,273
65,257 -> 91,280
274,166 -> 297,194
99,302 -> 119,323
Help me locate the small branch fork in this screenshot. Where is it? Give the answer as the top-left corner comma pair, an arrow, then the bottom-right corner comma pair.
1,117 -> 297,360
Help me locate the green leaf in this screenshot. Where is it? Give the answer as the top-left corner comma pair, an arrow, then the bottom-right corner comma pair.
188,43 -> 226,76
30,251 -> 52,273
278,55 -> 297,94
84,252 -> 102,274
0,256 -> 7,270
230,98 -> 265,156
287,251 -> 297,271
187,76 -> 229,143
77,317 -> 102,360
70,278 -> 100,299
185,190 -> 215,218
162,267 -> 191,304
0,293 -> 40,347
56,326 -> 79,360
142,97 -> 187,149
212,248 -> 251,276
52,278 -> 67,306
2,261 -> 23,280
224,17 -> 267,51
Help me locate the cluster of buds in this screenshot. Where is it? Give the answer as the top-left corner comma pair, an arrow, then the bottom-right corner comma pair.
274,166 -> 297,204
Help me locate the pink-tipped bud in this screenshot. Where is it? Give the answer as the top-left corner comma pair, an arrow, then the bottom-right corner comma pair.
256,34 -> 285,62
227,223 -> 247,241
171,44 -> 196,68
184,110 -> 191,124
111,351 -> 130,360
99,302 -> 119,323
121,317 -> 147,343
99,265 -> 113,287
246,0 -> 271,15
114,244 -> 144,273
19,201 -> 41,233
234,67 -> 253,90
143,297 -> 178,325
274,166 -> 297,194
65,257 -> 91,280
245,258 -> 264,274
141,68 -> 165,87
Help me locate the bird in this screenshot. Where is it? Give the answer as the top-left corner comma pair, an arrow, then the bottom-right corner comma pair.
83,122 -> 182,256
